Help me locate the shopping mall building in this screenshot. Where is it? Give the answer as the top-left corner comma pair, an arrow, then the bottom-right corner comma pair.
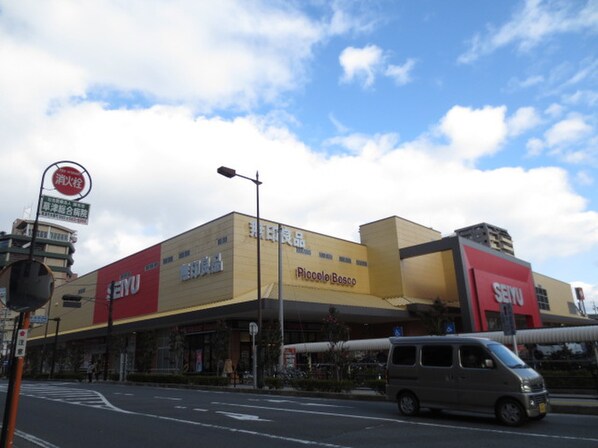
27,212 -> 590,375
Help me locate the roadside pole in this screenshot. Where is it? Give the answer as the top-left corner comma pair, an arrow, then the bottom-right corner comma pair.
0,312 -> 30,448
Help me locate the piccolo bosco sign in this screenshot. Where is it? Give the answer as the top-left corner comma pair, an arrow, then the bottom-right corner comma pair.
295,267 -> 357,287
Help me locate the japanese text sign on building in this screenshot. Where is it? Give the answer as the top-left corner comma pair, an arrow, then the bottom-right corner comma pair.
249,221 -> 306,248
52,166 -> 86,196
39,195 -> 91,225
180,253 -> 224,282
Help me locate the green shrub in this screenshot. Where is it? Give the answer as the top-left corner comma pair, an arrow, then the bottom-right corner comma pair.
186,375 -> 229,386
53,372 -> 85,381
126,373 -> 187,384
291,378 -> 354,393
264,377 -> 283,389
364,379 -> 386,395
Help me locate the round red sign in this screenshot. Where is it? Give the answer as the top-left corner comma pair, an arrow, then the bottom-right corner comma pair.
52,166 -> 86,196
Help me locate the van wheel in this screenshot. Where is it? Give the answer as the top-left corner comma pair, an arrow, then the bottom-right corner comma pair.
397,391 -> 419,416
496,398 -> 526,426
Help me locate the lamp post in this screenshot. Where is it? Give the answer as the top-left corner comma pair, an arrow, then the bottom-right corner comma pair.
48,318 -> 61,379
217,166 -> 263,388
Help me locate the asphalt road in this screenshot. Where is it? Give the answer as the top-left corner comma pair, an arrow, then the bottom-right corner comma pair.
3,381 -> 598,448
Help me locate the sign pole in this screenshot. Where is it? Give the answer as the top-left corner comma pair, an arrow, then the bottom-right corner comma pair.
0,161 -> 89,448
0,311 -> 30,448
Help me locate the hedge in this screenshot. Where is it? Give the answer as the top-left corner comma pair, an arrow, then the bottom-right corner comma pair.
290,379 -> 355,393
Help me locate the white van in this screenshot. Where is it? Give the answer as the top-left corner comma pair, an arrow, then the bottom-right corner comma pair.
386,336 -> 550,426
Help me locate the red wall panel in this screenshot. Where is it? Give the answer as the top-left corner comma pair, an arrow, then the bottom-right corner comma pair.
93,245 -> 161,324
462,245 -> 542,331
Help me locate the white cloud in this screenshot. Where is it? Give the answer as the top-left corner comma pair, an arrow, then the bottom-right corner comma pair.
507,75 -> 544,91
563,90 -> 598,106
1,99 -> 597,285
576,170 -> 594,186
507,106 -> 542,136
545,103 -> 565,118
384,58 -> 416,86
339,45 -> 384,88
0,0 -> 326,112
458,0 -> 598,63
438,105 -> 508,161
545,115 -> 593,147
339,45 -> 415,88
526,137 -> 545,157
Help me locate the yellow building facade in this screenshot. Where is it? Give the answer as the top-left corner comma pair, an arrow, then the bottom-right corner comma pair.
27,212 -> 589,375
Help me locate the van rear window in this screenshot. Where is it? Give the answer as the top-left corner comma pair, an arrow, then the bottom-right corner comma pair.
392,346 -> 416,365
421,345 -> 453,367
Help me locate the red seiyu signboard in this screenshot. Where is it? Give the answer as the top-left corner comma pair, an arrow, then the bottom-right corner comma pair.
462,245 -> 542,332
93,245 -> 161,324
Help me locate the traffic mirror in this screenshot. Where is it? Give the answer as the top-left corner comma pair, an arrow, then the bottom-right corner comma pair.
0,260 -> 55,312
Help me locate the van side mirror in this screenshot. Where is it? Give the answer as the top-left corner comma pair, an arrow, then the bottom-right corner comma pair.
484,359 -> 494,369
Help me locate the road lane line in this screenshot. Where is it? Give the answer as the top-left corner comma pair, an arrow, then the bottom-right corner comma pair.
131,411 -> 351,448
14,429 -> 60,448
210,402 -> 598,443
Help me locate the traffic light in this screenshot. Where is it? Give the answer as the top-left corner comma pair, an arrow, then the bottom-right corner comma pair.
62,294 -> 82,308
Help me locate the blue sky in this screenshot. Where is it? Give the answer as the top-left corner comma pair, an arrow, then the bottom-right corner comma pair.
0,0 -> 597,310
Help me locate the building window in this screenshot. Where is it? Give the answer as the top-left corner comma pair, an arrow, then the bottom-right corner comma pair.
535,286 -> 550,311
339,256 -> 352,264
217,236 -> 228,245
356,259 -> 368,267
163,255 -> 173,265
296,247 -> 311,255
145,262 -> 159,271
179,250 -> 190,259
319,252 -> 333,260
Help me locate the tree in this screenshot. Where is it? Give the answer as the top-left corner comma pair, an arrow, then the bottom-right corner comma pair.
417,298 -> 450,335
65,342 -> 84,373
262,320 -> 282,375
135,330 -> 157,373
321,307 -> 351,381
168,327 -> 187,373
212,320 -> 231,376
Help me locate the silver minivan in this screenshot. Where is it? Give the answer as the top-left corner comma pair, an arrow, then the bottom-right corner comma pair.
386,336 -> 550,426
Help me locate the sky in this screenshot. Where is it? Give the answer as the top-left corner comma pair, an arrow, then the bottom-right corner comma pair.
1,1 -> 597,311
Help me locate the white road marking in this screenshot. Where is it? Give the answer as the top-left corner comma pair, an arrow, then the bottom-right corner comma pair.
211,401 -> 598,443
216,411 -> 271,422
14,429 -> 61,448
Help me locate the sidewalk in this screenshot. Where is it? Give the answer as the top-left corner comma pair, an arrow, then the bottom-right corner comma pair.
550,393 -> 598,415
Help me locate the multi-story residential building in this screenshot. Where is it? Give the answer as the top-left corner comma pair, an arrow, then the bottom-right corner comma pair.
455,222 -> 515,256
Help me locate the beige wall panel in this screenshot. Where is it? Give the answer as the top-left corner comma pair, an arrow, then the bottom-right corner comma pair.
158,215 -> 235,312
394,217 -> 442,248
29,271 -> 99,338
360,217 -> 403,298
235,216 -> 371,296
402,252 -> 453,301
533,272 -> 577,317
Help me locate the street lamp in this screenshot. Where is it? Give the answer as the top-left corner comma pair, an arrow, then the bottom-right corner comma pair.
217,166 -> 264,388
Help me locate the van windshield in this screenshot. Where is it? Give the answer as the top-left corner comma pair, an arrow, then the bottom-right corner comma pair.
488,343 -> 529,369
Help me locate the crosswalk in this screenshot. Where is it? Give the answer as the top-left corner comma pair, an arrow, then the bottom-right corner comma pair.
0,382 -> 130,413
